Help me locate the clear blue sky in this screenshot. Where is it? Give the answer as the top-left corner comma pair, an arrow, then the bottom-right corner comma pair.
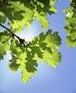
0,0 -> 76,93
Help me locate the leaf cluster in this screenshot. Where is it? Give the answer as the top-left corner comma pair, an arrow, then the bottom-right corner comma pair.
0,30 -> 61,82
65,0 -> 76,47
0,0 -> 57,31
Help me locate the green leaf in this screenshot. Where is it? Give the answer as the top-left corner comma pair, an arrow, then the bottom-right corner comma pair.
0,32 -> 10,60
30,30 -> 61,68
42,51 -> 61,67
9,55 -> 19,71
0,12 -> 6,23
65,0 -> 76,47
16,51 -> 37,82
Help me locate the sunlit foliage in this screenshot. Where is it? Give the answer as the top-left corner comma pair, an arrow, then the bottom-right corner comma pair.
65,0 -> 76,47
0,0 -> 57,31
0,0 -> 75,83
0,29 -> 61,82
0,0 -> 61,83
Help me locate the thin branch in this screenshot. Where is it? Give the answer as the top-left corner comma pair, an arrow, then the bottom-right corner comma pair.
0,23 -> 26,46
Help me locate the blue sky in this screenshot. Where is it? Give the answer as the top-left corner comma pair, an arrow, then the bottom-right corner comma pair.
0,0 -> 76,93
